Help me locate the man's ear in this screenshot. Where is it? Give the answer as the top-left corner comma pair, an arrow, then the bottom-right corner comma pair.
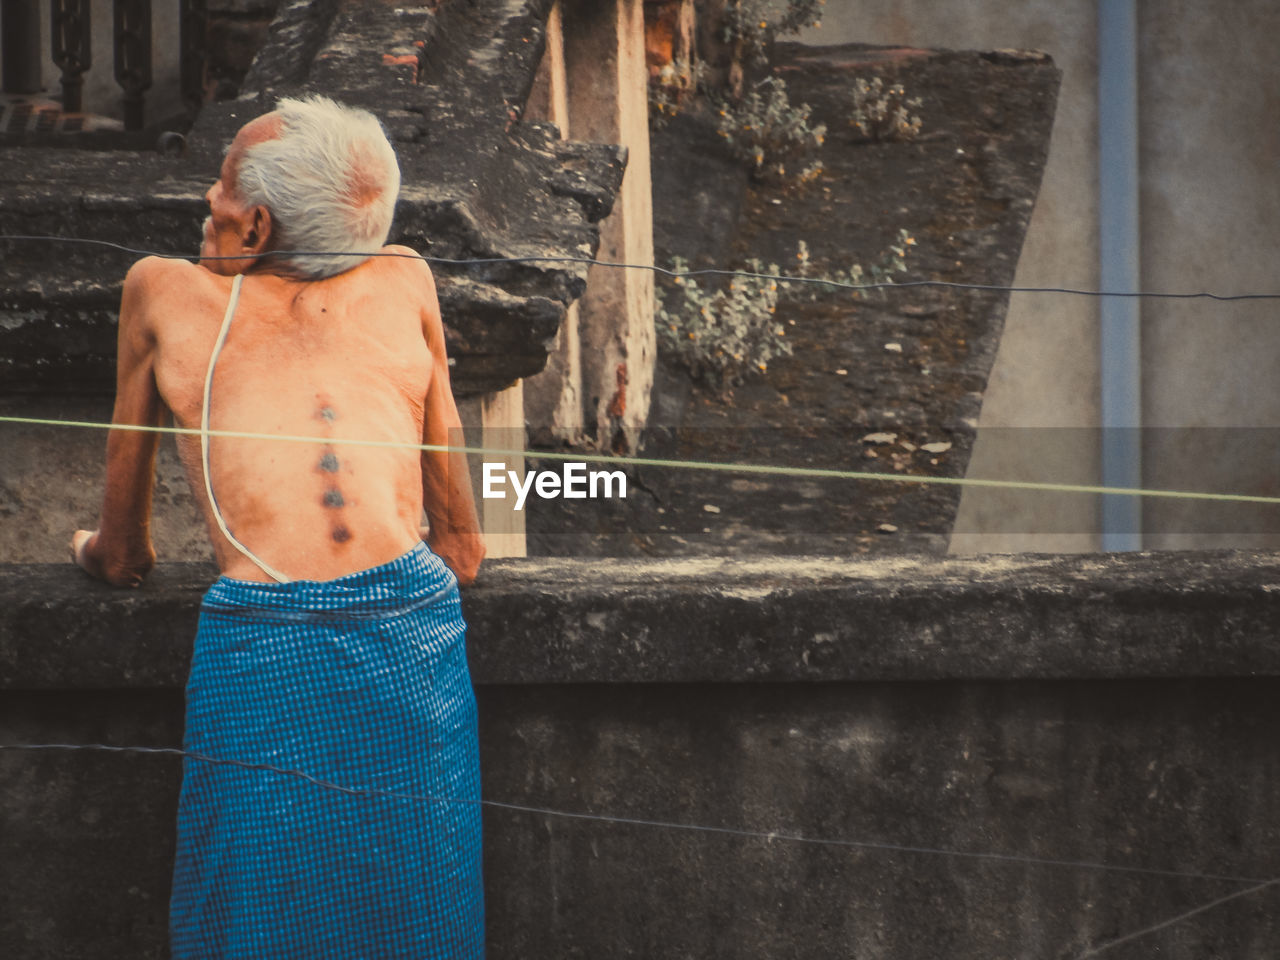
244,205 -> 273,256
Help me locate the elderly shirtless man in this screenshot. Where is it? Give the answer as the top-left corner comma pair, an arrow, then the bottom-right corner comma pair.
72,97 -> 486,959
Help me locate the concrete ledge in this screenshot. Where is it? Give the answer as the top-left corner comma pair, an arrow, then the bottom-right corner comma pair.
6,552 -> 1280,958
4,551 -> 1279,689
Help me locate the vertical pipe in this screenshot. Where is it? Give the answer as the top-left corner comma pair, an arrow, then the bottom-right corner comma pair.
1097,0 -> 1142,550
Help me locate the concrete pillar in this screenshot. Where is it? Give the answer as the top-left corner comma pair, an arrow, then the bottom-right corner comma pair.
524,299 -> 586,449
457,383 -> 527,559
1135,0 -> 1280,550
526,0 -> 569,136
524,1 -> 587,448
525,0 -> 655,454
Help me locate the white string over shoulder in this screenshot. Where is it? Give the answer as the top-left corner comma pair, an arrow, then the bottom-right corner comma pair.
201,273 -> 292,583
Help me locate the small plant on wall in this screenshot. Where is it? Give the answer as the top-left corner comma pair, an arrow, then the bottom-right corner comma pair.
654,229 -> 919,393
656,257 -> 792,390
849,76 -> 924,141
647,0 -> 826,117
718,0 -> 827,70
791,230 -> 918,299
714,76 -> 826,185
649,59 -> 710,127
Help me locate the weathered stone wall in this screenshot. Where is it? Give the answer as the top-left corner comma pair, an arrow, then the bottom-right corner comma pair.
547,43 -> 1060,558
3,551 -> 1280,958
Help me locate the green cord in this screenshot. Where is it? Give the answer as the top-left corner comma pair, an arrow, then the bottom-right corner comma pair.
4,414 -> 1279,506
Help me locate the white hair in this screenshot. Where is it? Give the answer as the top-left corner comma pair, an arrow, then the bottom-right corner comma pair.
234,96 -> 401,279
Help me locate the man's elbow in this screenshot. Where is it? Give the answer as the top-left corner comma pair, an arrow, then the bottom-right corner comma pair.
430,531 -> 485,587
452,537 -> 486,587
105,564 -> 153,588
101,547 -> 156,588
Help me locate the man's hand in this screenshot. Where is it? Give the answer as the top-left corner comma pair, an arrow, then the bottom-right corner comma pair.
419,524 -> 485,587
70,530 -> 93,567
71,528 -> 154,588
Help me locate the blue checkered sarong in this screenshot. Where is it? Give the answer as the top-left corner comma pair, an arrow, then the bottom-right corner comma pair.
170,542 -> 483,959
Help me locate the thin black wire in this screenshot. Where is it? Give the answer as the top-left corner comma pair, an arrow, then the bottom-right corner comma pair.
6,236 -> 1280,504
1075,878 -> 1280,958
3,234 -> 1279,301
0,741 -> 1269,887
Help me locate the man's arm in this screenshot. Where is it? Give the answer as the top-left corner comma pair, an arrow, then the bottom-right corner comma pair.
411,255 -> 486,585
72,258 -> 167,587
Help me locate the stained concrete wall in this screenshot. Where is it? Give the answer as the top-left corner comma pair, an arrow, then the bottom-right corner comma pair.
1134,0 -> 1280,549
4,551 -> 1280,958
790,0 -> 1280,552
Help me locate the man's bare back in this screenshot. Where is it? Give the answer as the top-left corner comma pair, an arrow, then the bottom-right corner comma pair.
148,251 -> 465,581
74,104 -> 483,587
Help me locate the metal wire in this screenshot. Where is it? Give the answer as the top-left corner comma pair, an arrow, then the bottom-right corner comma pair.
0,741 -> 1269,887
3,233 -> 1280,300
7,234 -> 1280,506
1075,878 -> 1280,958
7,739 -> 1276,955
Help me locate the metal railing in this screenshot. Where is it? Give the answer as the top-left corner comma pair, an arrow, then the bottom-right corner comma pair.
1,0 -> 206,132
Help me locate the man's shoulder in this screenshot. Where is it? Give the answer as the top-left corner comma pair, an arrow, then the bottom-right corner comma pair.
120,258 -> 229,341
371,244 -> 434,285
351,245 -> 438,316
124,256 -> 218,300
380,243 -> 428,264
